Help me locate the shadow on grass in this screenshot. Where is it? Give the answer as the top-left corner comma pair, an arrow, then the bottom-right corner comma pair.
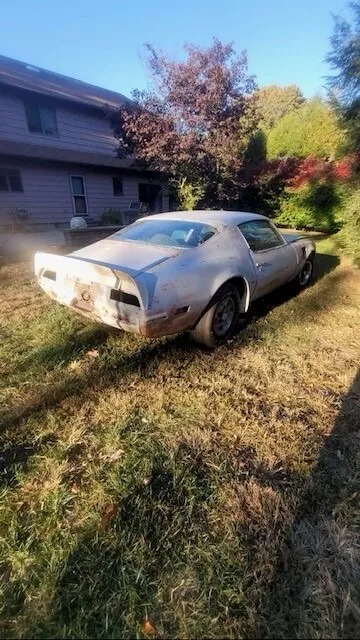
0,332 -> 197,434
22,428 -> 305,638
43,370 -> 360,639
250,252 -> 340,321
2,254 -> 358,638
0,434 -> 57,489
20,323 -> 112,371
11,372 -> 358,638
253,371 -> 360,639
0,252 -> 341,439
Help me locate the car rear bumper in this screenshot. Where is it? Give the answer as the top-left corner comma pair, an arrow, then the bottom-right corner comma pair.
37,275 -> 195,338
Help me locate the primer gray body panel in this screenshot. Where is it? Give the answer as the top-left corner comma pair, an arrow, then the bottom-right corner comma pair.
35,211 -> 315,337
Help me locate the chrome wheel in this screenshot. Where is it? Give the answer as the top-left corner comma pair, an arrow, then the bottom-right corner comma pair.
299,259 -> 313,286
213,295 -> 236,336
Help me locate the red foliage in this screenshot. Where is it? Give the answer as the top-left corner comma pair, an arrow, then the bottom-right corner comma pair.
289,156 -> 329,188
249,157 -> 300,185
289,154 -> 358,189
333,153 -> 359,180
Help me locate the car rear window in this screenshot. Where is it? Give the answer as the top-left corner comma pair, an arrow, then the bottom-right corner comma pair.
113,219 -> 217,248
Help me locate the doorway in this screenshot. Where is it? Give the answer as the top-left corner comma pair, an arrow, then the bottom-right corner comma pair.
138,183 -> 162,212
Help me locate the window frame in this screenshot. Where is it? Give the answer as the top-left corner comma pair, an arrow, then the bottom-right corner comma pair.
24,102 -> 59,137
238,219 -> 286,253
0,168 -> 23,193
70,175 -> 88,216
112,176 -> 124,197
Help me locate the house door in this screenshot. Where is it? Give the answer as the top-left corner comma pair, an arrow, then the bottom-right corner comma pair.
138,183 -> 162,212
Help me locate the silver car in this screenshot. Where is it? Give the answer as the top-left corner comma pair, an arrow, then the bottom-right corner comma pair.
35,211 -> 315,347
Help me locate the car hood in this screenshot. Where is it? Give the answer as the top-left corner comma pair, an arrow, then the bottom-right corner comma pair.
69,238 -> 181,276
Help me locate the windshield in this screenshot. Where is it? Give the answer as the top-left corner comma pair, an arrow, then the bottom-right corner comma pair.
113,218 -> 217,248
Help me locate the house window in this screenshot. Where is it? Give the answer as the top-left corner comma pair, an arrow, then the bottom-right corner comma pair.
112,176 -> 123,196
70,175 -> 88,215
0,169 -> 23,192
24,103 -> 58,136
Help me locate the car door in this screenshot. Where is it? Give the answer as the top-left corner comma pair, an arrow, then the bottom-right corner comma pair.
238,220 -> 298,298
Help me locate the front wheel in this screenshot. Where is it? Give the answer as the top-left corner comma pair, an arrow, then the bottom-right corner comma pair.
297,256 -> 314,288
190,283 -> 241,348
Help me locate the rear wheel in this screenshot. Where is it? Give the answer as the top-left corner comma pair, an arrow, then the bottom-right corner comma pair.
190,283 -> 242,348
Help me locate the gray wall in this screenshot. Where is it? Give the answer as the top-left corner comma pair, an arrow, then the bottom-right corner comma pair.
0,90 -> 117,155
0,160 -> 169,225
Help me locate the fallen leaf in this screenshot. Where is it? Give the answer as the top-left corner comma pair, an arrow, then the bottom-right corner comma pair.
86,349 -> 99,359
68,360 -> 82,372
101,503 -> 118,529
141,620 -> 157,636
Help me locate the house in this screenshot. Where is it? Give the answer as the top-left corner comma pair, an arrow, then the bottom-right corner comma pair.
0,55 -> 169,228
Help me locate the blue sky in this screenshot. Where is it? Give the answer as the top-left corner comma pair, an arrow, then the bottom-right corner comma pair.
1,0 -> 349,99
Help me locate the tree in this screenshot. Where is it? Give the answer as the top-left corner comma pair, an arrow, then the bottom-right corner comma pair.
327,1 -> 360,107
114,39 -> 258,207
255,84 -> 304,131
267,99 -> 344,159
241,157 -> 300,217
327,1 -> 360,150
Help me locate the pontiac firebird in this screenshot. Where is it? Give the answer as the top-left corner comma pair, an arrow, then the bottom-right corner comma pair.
35,210 -> 315,348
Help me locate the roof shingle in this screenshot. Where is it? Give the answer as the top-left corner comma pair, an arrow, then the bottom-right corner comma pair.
0,54 -> 132,110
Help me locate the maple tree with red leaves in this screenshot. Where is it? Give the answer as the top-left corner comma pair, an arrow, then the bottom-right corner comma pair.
114,39 -> 258,206
289,154 -> 358,189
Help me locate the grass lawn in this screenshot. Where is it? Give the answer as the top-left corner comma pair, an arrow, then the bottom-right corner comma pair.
0,237 -> 359,638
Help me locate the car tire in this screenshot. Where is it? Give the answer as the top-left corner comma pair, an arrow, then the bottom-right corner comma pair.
190,283 -> 242,348
297,256 -> 314,288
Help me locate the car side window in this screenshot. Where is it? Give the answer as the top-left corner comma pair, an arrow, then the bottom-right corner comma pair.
238,220 -> 285,252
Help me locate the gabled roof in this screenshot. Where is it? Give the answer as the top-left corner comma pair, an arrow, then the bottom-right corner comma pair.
0,54 -> 132,110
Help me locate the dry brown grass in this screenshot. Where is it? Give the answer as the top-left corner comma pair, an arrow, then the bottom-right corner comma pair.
0,239 -> 359,638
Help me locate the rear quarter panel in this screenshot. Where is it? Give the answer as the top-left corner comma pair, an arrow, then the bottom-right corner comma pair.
138,226 -> 257,334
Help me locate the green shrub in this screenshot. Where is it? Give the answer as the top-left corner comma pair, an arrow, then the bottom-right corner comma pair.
267,99 -> 344,160
339,187 -> 360,266
241,157 -> 299,217
176,178 -> 205,210
275,181 -> 348,232
101,208 -> 124,225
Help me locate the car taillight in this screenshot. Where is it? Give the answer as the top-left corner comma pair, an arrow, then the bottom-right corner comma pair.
110,289 -> 140,307
42,270 -> 56,281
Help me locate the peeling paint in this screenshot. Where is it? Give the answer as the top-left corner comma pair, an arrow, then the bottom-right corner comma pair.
35,211 -> 315,339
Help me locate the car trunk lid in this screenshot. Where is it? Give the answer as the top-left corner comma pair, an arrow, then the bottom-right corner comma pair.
69,238 -> 180,275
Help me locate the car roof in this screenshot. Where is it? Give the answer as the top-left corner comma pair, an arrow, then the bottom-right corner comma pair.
142,210 -> 267,227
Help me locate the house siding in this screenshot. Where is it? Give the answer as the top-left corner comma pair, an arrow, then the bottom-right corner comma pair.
0,160 -> 169,225
0,89 -> 118,156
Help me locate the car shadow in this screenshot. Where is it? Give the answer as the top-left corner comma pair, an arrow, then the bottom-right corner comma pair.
4,307 -> 357,640
0,252 -> 341,439
1,251 -> 355,637
43,371 -> 359,638
249,252 -> 340,321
